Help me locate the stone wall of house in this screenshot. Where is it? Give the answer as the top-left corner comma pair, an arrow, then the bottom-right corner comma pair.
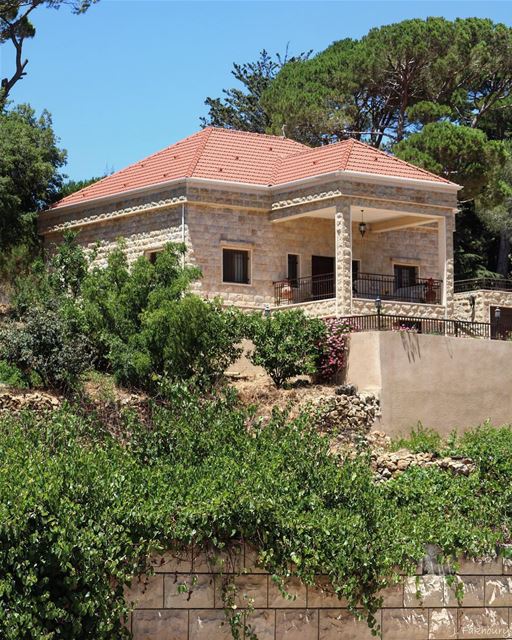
186,205 -> 335,308
126,544 -> 512,640
352,225 -> 440,279
38,179 -> 455,314
454,290 -> 512,324
271,299 -> 337,318
351,298 -> 446,319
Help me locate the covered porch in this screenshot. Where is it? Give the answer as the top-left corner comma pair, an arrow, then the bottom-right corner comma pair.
271,198 -> 453,316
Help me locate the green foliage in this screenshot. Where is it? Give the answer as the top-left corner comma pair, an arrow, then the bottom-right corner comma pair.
0,306 -> 94,392
0,104 -> 66,250
201,49 -> 310,133
3,236 -> 245,392
0,233 -> 94,392
247,309 -> 325,387
391,423 -> 443,454
262,17 -> 512,148
2,394 -> 512,637
80,241 -> 242,389
394,122 -> 506,199
109,295 -> 244,390
0,359 -> 29,387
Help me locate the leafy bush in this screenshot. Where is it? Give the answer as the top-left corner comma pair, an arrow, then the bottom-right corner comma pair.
109,296 -> 244,389
2,396 -> 512,638
316,317 -> 354,381
0,359 -> 30,387
247,309 -> 325,386
391,423 -> 444,454
0,306 -> 94,392
3,236 -> 244,392
81,242 -> 243,390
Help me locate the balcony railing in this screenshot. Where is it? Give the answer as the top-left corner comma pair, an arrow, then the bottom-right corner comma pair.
353,272 -> 442,304
274,273 -> 335,306
454,277 -> 512,293
273,272 -> 442,306
342,313 -> 491,339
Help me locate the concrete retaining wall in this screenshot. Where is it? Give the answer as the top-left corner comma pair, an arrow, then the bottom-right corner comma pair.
126,545 -> 512,640
346,331 -> 512,437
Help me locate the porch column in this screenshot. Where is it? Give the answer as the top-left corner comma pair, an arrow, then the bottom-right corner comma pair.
335,199 -> 353,316
438,213 -> 454,316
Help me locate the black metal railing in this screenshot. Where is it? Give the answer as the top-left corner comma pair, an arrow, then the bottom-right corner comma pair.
273,272 -> 443,306
454,277 -> 512,293
353,272 -> 442,304
274,273 -> 335,306
341,313 -> 492,339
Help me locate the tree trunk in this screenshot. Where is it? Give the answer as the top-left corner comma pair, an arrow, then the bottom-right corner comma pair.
496,229 -> 510,277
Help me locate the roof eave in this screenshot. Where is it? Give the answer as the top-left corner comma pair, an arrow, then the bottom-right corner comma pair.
46,168 -> 460,215
272,169 -> 461,193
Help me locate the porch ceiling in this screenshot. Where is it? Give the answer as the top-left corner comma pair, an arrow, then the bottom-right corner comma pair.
272,204 -> 439,232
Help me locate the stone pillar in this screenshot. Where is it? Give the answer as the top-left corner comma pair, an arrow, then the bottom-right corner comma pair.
335,199 -> 353,316
438,214 -> 454,317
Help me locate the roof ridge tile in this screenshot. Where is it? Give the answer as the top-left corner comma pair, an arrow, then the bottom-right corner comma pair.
187,127 -> 214,177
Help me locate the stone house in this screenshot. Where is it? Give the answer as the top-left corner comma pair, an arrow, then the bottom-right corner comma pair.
40,127 -> 466,320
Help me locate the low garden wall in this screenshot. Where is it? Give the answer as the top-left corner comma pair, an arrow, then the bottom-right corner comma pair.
346,331 -> 512,437
126,544 -> 512,640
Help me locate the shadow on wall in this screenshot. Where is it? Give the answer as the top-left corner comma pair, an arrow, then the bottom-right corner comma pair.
400,331 -> 421,363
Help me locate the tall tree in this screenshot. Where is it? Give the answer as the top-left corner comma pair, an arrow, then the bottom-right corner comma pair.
394,122 -> 506,200
0,104 -> 66,250
474,142 -> 512,276
0,0 -> 98,107
261,18 -> 512,148
201,48 -> 310,133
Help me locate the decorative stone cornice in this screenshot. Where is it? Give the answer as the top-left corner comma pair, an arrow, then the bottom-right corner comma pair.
271,190 -> 344,210
41,196 -> 187,235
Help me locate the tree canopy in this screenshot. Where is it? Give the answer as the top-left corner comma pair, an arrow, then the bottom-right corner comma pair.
201,48 -> 310,133
0,104 -> 66,250
262,18 -> 512,147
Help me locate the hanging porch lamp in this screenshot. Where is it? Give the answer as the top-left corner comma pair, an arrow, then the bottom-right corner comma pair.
359,209 -> 367,238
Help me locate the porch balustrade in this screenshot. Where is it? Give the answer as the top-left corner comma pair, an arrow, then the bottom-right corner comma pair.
273,272 -> 442,306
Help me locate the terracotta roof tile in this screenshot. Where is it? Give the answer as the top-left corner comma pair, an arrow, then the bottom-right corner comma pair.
51,128 -> 456,209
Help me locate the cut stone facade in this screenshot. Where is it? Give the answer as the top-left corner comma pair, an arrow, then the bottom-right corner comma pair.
39,175 -> 458,316
126,544 -> 512,640
454,290 -> 512,325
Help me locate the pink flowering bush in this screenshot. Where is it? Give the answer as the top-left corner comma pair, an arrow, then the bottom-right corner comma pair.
316,318 -> 355,382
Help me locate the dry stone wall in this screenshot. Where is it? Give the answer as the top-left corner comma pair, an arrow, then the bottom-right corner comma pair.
127,545 -> 512,640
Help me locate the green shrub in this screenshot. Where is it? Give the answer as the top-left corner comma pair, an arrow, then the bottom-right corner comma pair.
82,243 -> 243,390
247,309 -> 325,386
0,359 -> 30,387
0,306 -> 94,392
2,398 -> 512,639
392,423 -> 443,454
4,236 -> 244,392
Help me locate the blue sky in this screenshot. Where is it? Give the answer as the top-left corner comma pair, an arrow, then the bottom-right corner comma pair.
2,0 -> 512,180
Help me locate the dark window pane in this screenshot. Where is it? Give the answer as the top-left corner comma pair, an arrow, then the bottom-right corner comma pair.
394,265 -> 417,288
352,260 -> 360,280
223,249 -> 249,284
288,254 -> 298,285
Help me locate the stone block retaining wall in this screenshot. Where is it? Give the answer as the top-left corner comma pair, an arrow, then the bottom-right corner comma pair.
454,290 -> 512,325
126,544 -> 512,640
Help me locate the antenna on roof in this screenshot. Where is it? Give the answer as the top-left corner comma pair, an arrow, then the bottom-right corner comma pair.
281,124 -> 287,138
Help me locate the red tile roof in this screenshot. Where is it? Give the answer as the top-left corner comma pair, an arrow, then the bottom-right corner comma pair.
52,128 -> 456,209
